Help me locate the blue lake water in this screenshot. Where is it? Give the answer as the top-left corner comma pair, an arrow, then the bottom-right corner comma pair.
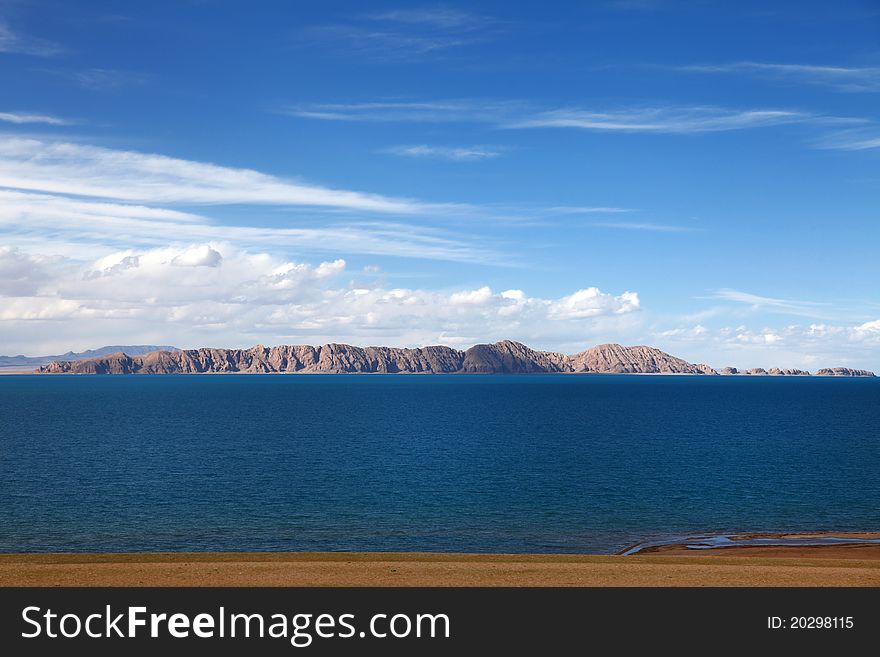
1,374 -> 878,554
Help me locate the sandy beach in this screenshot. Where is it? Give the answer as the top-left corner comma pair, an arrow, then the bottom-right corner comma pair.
2,541 -> 879,587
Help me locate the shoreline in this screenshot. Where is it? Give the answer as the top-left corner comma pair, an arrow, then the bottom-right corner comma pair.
619,530 -> 880,555
5,370 -> 879,377
3,534 -> 879,587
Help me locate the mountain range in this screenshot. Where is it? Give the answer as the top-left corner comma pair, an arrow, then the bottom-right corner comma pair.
0,345 -> 179,369
33,341 -> 875,376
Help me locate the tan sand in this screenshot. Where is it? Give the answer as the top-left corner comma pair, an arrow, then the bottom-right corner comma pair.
2,548 -> 879,587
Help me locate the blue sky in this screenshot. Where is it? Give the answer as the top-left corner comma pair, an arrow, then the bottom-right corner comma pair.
1,0 -> 879,369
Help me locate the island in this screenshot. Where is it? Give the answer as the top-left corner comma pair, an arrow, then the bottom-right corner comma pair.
34,341 -> 875,376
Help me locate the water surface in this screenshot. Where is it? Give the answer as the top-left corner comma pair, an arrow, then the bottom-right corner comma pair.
1,374 -> 878,553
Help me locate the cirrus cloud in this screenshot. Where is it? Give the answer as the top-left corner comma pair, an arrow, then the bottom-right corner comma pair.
0,136 -> 452,214
386,144 -> 503,161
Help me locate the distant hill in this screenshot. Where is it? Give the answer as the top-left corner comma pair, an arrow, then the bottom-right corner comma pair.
34,340 -> 875,376
0,346 -> 179,369
35,341 -> 717,375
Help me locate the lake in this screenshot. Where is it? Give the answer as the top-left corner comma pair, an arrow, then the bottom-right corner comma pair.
1,374 -> 878,553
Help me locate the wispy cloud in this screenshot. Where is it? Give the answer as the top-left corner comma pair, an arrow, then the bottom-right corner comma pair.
364,7 -> 491,30
297,6 -> 499,60
607,0 -> 661,9
281,100 -> 513,123
508,107 -> 809,133
44,67 -> 149,91
386,144 -> 502,161
681,62 -> 880,92
814,127 -> 880,151
544,206 -> 634,214
0,20 -> 62,56
287,100 -> 826,135
591,221 -> 694,232
0,133 -> 644,236
0,189 -> 491,264
0,111 -> 70,126
0,136 -> 462,214
711,288 -> 831,318
0,136 -> 502,263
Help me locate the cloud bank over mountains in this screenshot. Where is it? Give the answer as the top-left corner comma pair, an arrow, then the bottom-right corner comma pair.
0,131 -> 877,369
0,243 -> 641,356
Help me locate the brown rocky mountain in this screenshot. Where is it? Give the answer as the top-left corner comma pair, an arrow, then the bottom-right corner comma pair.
815,367 -> 876,377
720,366 -> 868,377
35,340 -> 876,376
768,368 -> 811,376
38,341 -> 718,375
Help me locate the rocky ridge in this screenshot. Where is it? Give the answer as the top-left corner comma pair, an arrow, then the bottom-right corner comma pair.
815,367 -> 876,377
38,341 -> 717,375
35,340 -> 875,376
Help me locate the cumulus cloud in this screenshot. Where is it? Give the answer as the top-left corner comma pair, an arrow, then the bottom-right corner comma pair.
653,321 -> 880,371
0,243 -> 641,355
548,288 -> 640,319
171,245 -> 222,267
4,240 -> 876,369
855,319 -> 880,331
0,246 -> 65,295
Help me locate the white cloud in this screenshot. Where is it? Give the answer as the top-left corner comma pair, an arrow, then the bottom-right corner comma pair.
814,127 -> 880,151
4,240 -> 876,370
450,286 -> 494,304
0,245 -> 64,295
0,136 -> 447,213
298,7 -> 497,60
711,288 -> 830,318
0,243 -> 640,355
386,144 -> 502,161
283,100 -> 513,123
0,297 -> 80,321
0,20 -> 62,56
548,288 -> 640,319
286,100 -> 817,135
365,8 -> 488,30
654,321 -> 880,371
63,68 -> 147,91
682,62 -> 880,92
590,221 -> 693,232
0,111 -> 70,125
0,189 -> 487,263
659,325 -> 708,338
509,107 -> 808,133
289,100 -> 859,141
0,189 -> 205,224
544,206 -> 634,214
171,245 -> 222,267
